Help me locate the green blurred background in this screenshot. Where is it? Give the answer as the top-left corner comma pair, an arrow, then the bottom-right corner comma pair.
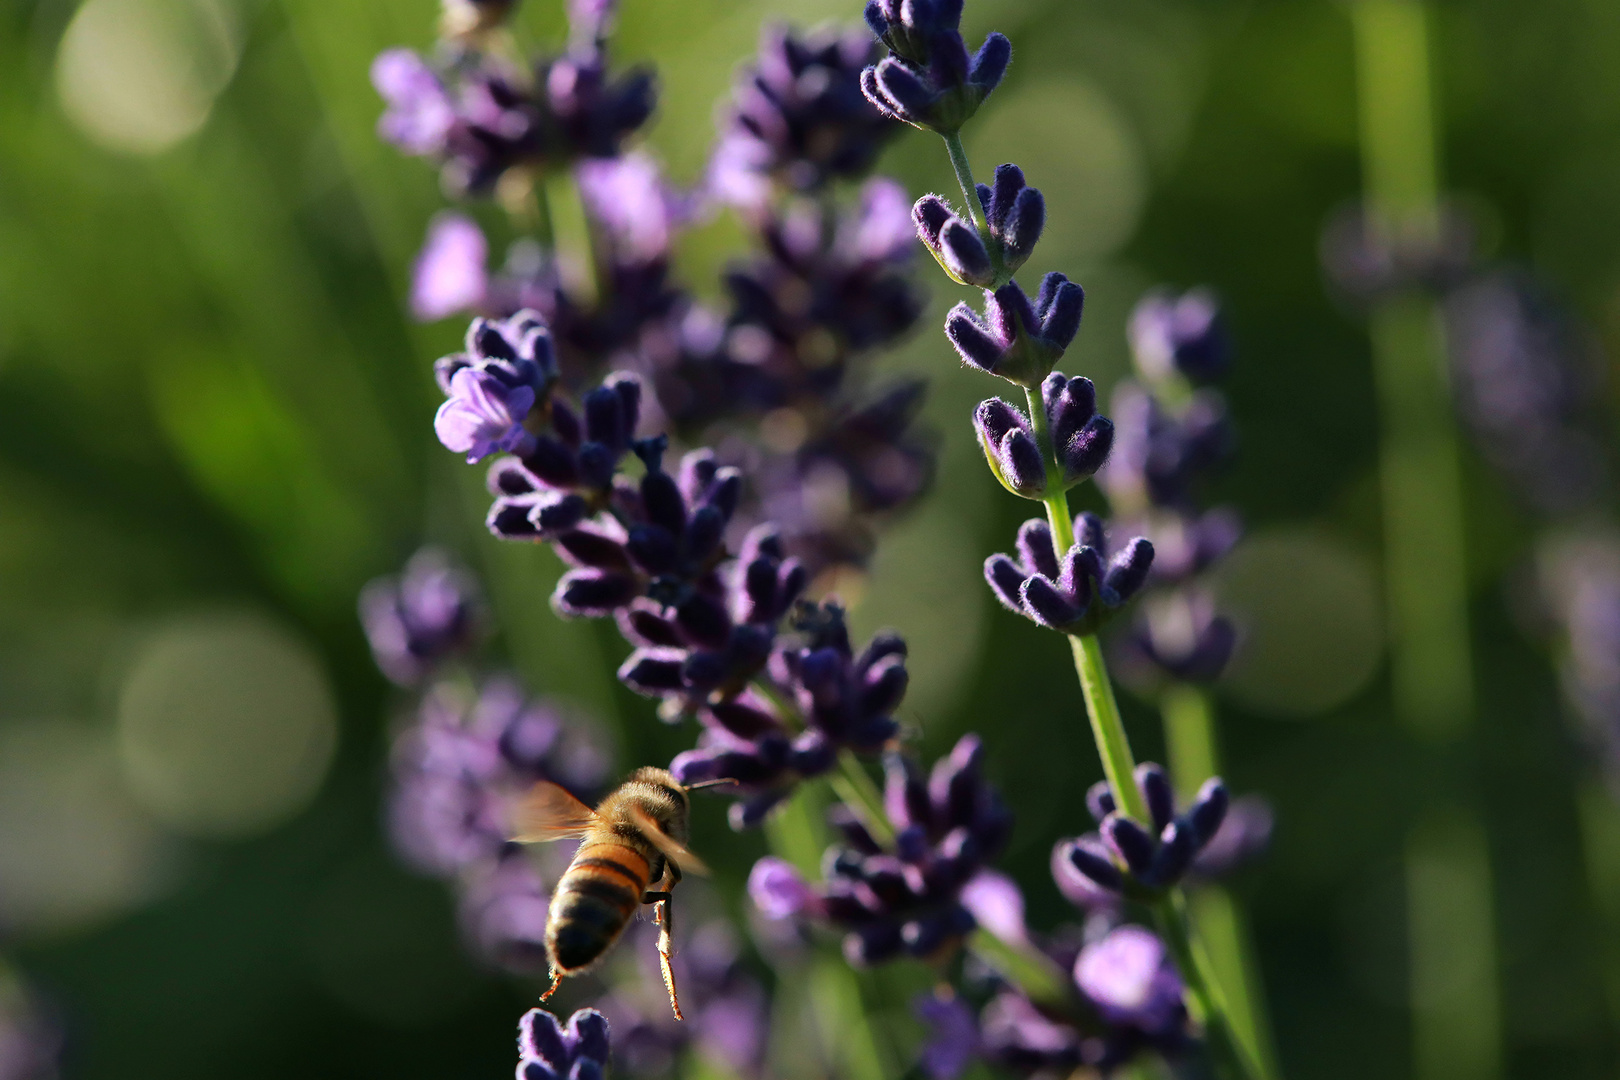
3,0 -> 1620,1076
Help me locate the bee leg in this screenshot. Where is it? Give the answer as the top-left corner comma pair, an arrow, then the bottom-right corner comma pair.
653,894 -> 683,1022
540,970 -> 564,1002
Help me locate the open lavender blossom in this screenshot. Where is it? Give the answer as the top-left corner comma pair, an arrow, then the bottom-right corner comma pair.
860,0 -> 1010,132
412,212 -> 490,321
747,734 -> 1012,964
518,1007 -> 612,1080
1055,763 -> 1229,900
985,515 -> 1153,635
946,273 -> 1085,387
1074,924 -> 1186,1034
1119,587 -> 1238,686
359,547 -> 482,686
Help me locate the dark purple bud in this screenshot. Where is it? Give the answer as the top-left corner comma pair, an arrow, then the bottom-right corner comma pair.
675,594 -> 732,648
968,32 -> 1010,91
984,554 -> 1025,611
884,753 -> 931,832
617,602 -> 681,647
1074,512 -> 1106,551
1103,538 -> 1155,602
625,525 -> 679,575
1136,763 -> 1174,833
617,648 -> 686,695
1101,813 -> 1155,876
828,804 -> 882,855
947,301 -> 1007,373
860,654 -> 909,716
996,428 -> 1047,497
1003,187 -> 1044,264
576,442 -> 616,489
1034,272 -> 1084,347
488,499 -> 542,541
554,570 -> 638,617
1014,518 -> 1059,579
640,471 -> 686,534
582,385 -> 625,449
521,437 -> 578,488
872,57 -> 937,120
686,506 -> 726,563
1057,416 -> 1114,483
913,195 -> 953,246
1188,777 -> 1229,845
1020,576 -> 1081,629
940,220 -> 994,287
555,528 -> 631,570
1062,836 -> 1124,892
1147,820 -> 1195,886
748,857 -> 813,919
488,457 -> 540,496
1086,780 -> 1116,823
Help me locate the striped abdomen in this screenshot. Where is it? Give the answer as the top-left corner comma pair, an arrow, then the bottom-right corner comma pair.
547,841 -> 650,973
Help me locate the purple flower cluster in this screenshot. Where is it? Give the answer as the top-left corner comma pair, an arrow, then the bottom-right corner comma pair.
1445,270 -> 1609,517
974,374 -> 1113,499
358,547 -> 483,685
517,1007 -> 612,1080
915,164 -> 1044,289
1053,764 -> 1231,903
711,25 -> 897,202
860,0 -> 1010,132
372,19 -> 653,198
747,734 -> 1011,964
1102,289 -> 1242,687
985,515 -> 1154,636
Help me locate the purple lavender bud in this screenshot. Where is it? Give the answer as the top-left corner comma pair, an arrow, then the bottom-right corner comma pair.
749,856 -> 814,919
995,428 -> 1047,498
914,993 -> 981,1080
517,1007 -> 612,1080
1014,519 -> 1060,580
554,527 -> 630,570
1187,777 -> 1230,845
1145,820 -> 1196,886
1128,287 -> 1231,384
1102,538 -> 1155,602
1058,835 -> 1124,894
1101,814 -> 1155,876
554,569 -> 639,617
977,163 -> 1045,275
1057,416 -> 1114,484
940,220 -> 994,287
435,368 -> 536,463
1135,763 -> 1174,833
984,554 -> 1025,611
1034,272 -> 1084,348
968,33 -> 1011,92
618,648 -> 687,695
884,752 -> 931,832
1020,576 -> 1082,628
1085,780 -> 1116,823
946,278 -> 1084,387
1073,925 -> 1184,1033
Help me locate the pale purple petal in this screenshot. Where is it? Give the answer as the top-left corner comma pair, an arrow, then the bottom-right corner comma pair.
412,213 -> 489,321
960,869 -> 1027,943
371,49 -> 454,156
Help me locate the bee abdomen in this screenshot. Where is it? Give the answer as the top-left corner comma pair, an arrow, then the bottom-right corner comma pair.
547,844 -> 649,973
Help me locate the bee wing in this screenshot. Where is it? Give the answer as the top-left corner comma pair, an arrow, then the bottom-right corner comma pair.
627,804 -> 711,877
511,781 -> 599,843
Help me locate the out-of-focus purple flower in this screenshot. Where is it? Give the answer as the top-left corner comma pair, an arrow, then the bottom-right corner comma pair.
576,152 -> 694,266
435,367 -> 537,462
567,0 -> 618,45
946,274 -> 1085,387
1055,763 -> 1231,901
1445,270 -> 1608,517
373,49 -> 455,156
412,212 -> 489,321
766,734 -> 1011,964
747,856 -> 814,919
0,982 -> 60,1080
359,547 -> 483,686
1099,382 -> 1231,515
978,991 -> 1083,1074
1128,288 -> 1230,385
984,515 -> 1153,635
1189,794 -> 1274,881
714,25 -> 897,202
960,868 -> 1027,944
457,849 -> 551,975
915,992 -> 982,1080
1074,925 -> 1184,1034
1537,534 -> 1620,787
434,309 -> 558,403
517,1007 -> 612,1080
1120,587 -> 1238,686
388,679 -> 605,877
1319,201 -> 1475,304
860,0 -> 1010,132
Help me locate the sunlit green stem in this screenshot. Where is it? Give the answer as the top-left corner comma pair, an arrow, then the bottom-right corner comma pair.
940,130 -> 990,238
1152,893 -> 1261,1080
831,749 -> 896,847
1160,685 -> 1282,1080
967,927 -> 1070,1008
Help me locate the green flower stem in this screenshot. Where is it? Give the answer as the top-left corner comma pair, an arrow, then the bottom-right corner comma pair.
1152,892 -> 1262,1080
831,749 -> 896,847
1070,633 -> 1150,824
1160,685 -> 1282,1080
940,129 -> 990,239
1351,5 -> 1501,1079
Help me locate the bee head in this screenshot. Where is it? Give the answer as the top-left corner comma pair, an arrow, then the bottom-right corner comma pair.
627,765 -> 689,812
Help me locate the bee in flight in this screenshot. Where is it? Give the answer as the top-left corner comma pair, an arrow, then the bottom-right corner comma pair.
512,766 -> 720,1020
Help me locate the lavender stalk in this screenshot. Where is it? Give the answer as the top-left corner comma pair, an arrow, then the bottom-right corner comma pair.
1348,5 -> 1502,1080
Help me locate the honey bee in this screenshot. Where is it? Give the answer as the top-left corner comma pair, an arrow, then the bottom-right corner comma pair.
512,766 -> 715,1020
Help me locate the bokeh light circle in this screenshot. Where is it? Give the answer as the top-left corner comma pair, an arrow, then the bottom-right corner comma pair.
55,0 -> 241,156
116,610 -> 338,837
1214,526 -> 1384,717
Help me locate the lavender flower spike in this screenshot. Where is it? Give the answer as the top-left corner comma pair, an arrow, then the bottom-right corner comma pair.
1128,288 -> 1231,384
946,273 -> 1085,387
359,547 -> 482,685
860,0 -> 1010,132
517,1007 -> 612,1080
984,514 -> 1152,636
